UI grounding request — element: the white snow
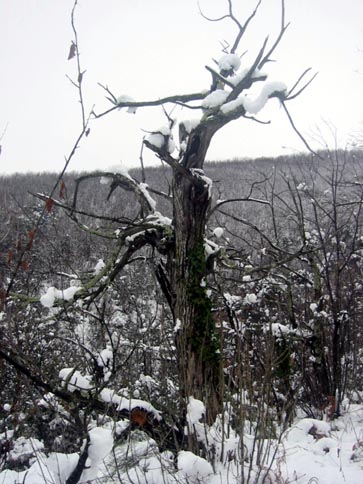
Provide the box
[99,388,162,420]
[244,293,257,304]
[180,118,200,133]
[146,126,175,153]
[221,81,287,115]
[177,450,213,482]
[100,164,133,186]
[97,347,113,368]
[270,322,294,337]
[230,67,268,86]
[46,453,79,484]
[94,258,105,275]
[96,347,113,381]
[146,211,172,226]
[139,182,157,211]
[82,427,114,481]
[8,436,44,461]
[297,182,308,191]
[116,94,137,113]
[310,302,318,312]
[190,168,213,198]
[201,89,229,109]
[40,285,80,308]
[220,96,244,114]
[99,176,109,185]
[40,287,58,307]
[187,397,205,425]
[167,137,176,153]
[174,318,182,332]
[224,293,242,307]
[204,238,219,257]
[213,227,224,238]
[0,460,55,484]
[277,415,362,484]
[218,53,241,72]
[158,126,172,136]
[229,67,250,86]
[146,132,165,149]
[2,406,363,483]
[59,368,93,392]
[243,81,287,114]
[126,229,146,244]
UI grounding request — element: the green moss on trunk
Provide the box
[187,241,220,365]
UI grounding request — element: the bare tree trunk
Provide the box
[170,127,222,423]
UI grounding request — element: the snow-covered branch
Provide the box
[93,91,207,119]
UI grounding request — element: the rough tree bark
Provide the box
[171,125,223,422]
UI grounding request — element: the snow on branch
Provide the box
[144,125,175,156]
[221,81,287,116]
[93,91,207,119]
[72,171,156,215]
[58,368,162,420]
[40,285,81,308]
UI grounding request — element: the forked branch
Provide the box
[199,0,263,54]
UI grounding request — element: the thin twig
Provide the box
[281,102,322,158]
[258,0,289,69]
[93,91,206,119]
[198,0,262,54]
[98,82,118,104]
[0,122,9,142]
[5,114,92,299]
[70,0,86,129]
[287,71,319,101]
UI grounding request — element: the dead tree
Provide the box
[7,0,315,425]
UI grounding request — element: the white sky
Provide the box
[0,0,362,174]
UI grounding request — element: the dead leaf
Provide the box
[68,41,77,60]
[131,408,148,427]
[59,180,66,199]
[1,289,6,308]
[78,70,86,84]
[6,250,13,266]
[27,229,35,250]
[45,198,54,213]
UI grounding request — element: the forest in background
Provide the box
[1,149,363,483]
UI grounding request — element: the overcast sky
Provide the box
[0,0,362,174]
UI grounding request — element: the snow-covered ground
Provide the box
[1,403,363,483]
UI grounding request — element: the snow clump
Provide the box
[244,293,257,304]
[221,81,287,115]
[202,89,229,109]
[177,450,213,482]
[40,285,80,308]
[187,396,205,425]
[94,259,105,275]
[213,227,224,238]
[116,94,137,113]
[218,53,241,72]
[146,126,175,153]
[59,368,93,392]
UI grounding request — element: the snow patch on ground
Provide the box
[1,405,363,483]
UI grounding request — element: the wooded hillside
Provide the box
[1,150,363,482]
